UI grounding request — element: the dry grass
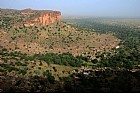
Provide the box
[0,21,120,58]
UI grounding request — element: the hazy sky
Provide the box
[0,0,140,17]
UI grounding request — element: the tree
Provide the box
[92,59,98,64]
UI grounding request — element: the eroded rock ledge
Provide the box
[21,9,61,26]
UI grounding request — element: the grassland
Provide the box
[0,17,120,80]
[0,12,140,92]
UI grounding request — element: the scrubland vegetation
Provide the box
[0,12,140,92]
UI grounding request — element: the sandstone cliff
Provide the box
[21,9,61,26]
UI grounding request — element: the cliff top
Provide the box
[0,8,61,26]
[0,8,61,15]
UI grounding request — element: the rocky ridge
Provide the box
[21,9,61,26]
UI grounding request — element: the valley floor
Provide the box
[1,69,140,93]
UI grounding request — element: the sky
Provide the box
[0,0,140,17]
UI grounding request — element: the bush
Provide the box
[17,70,27,75]
[53,67,57,72]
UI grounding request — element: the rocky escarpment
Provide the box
[21,9,61,26]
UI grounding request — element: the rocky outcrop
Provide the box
[33,11,61,26]
[21,9,61,26]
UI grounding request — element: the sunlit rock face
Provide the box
[21,9,61,26]
[34,11,61,25]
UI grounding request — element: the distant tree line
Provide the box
[64,18,140,69]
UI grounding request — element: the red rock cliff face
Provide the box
[33,11,61,26]
[21,9,61,26]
